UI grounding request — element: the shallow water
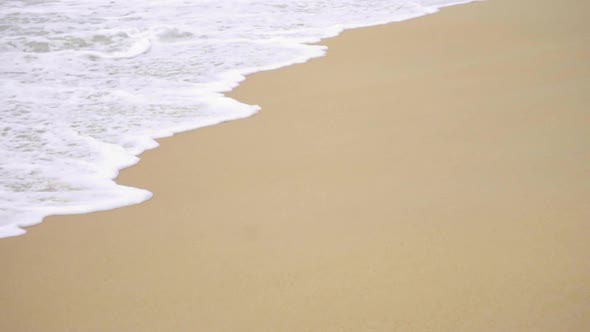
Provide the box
[0,0,474,238]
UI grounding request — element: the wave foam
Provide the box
[0,0,477,238]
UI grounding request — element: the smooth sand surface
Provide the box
[1,0,589,331]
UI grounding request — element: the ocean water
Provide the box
[0,0,474,238]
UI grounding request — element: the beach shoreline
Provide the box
[2,0,589,331]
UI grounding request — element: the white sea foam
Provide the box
[0,0,476,238]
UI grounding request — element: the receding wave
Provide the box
[0,0,477,238]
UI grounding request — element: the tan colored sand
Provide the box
[1,0,589,331]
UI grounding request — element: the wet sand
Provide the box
[1,0,589,331]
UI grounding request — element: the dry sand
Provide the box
[1,0,589,331]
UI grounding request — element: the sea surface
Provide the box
[0,0,474,238]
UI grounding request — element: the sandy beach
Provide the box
[1,0,589,331]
